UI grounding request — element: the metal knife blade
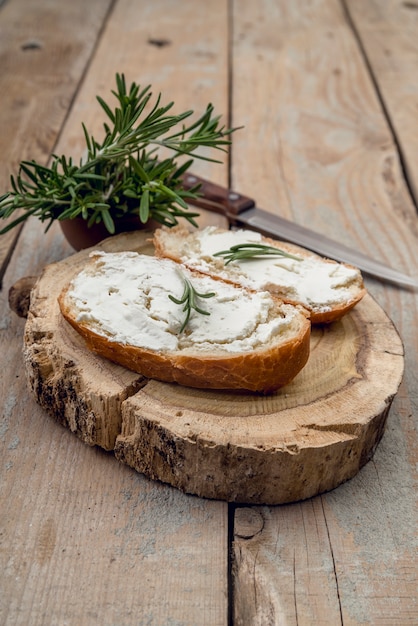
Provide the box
[182,173,418,290]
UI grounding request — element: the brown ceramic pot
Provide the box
[60,215,158,251]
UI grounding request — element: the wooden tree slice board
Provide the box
[21,231,404,504]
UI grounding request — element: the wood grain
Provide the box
[230,0,418,282]
[233,503,342,625]
[0,0,114,286]
[231,0,418,622]
[1,0,418,623]
[0,1,230,624]
[345,0,418,207]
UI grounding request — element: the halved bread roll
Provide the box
[58,251,310,393]
[153,225,366,324]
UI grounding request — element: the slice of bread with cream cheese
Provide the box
[153,225,366,324]
[58,250,311,393]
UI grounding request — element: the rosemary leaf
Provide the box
[139,189,150,223]
[102,210,115,234]
[214,243,302,265]
[169,275,216,333]
[128,156,150,183]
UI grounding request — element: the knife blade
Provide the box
[182,173,418,290]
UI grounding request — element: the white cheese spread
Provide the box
[66,251,296,354]
[178,227,361,312]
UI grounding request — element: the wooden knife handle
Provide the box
[181,173,255,218]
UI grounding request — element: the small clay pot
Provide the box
[60,215,158,251]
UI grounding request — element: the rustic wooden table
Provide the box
[1,1,417,624]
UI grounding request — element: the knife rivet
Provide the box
[228,192,240,201]
[186,175,197,184]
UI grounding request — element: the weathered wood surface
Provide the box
[1,0,417,624]
[0,0,114,287]
[231,0,418,623]
[346,0,418,206]
[21,231,403,504]
[0,1,230,625]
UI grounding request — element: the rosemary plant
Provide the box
[168,274,215,333]
[213,243,302,264]
[0,73,235,235]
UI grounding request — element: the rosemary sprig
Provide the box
[168,275,216,333]
[213,243,302,265]
[0,73,237,235]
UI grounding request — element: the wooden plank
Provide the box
[321,455,418,625]
[1,357,227,625]
[230,0,418,279]
[3,0,417,623]
[345,0,418,206]
[231,0,418,623]
[0,1,230,624]
[233,503,342,625]
[0,0,114,287]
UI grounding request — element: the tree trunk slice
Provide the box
[21,231,404,504]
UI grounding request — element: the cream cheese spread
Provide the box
[177,227,362,312]
[66,251,296,354]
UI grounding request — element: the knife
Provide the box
[182,173,418,290]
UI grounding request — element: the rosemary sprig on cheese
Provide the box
[213,243,302,265]
[168,275,216,333]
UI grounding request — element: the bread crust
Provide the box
[153,226,367,324]
[58,257,311,394]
